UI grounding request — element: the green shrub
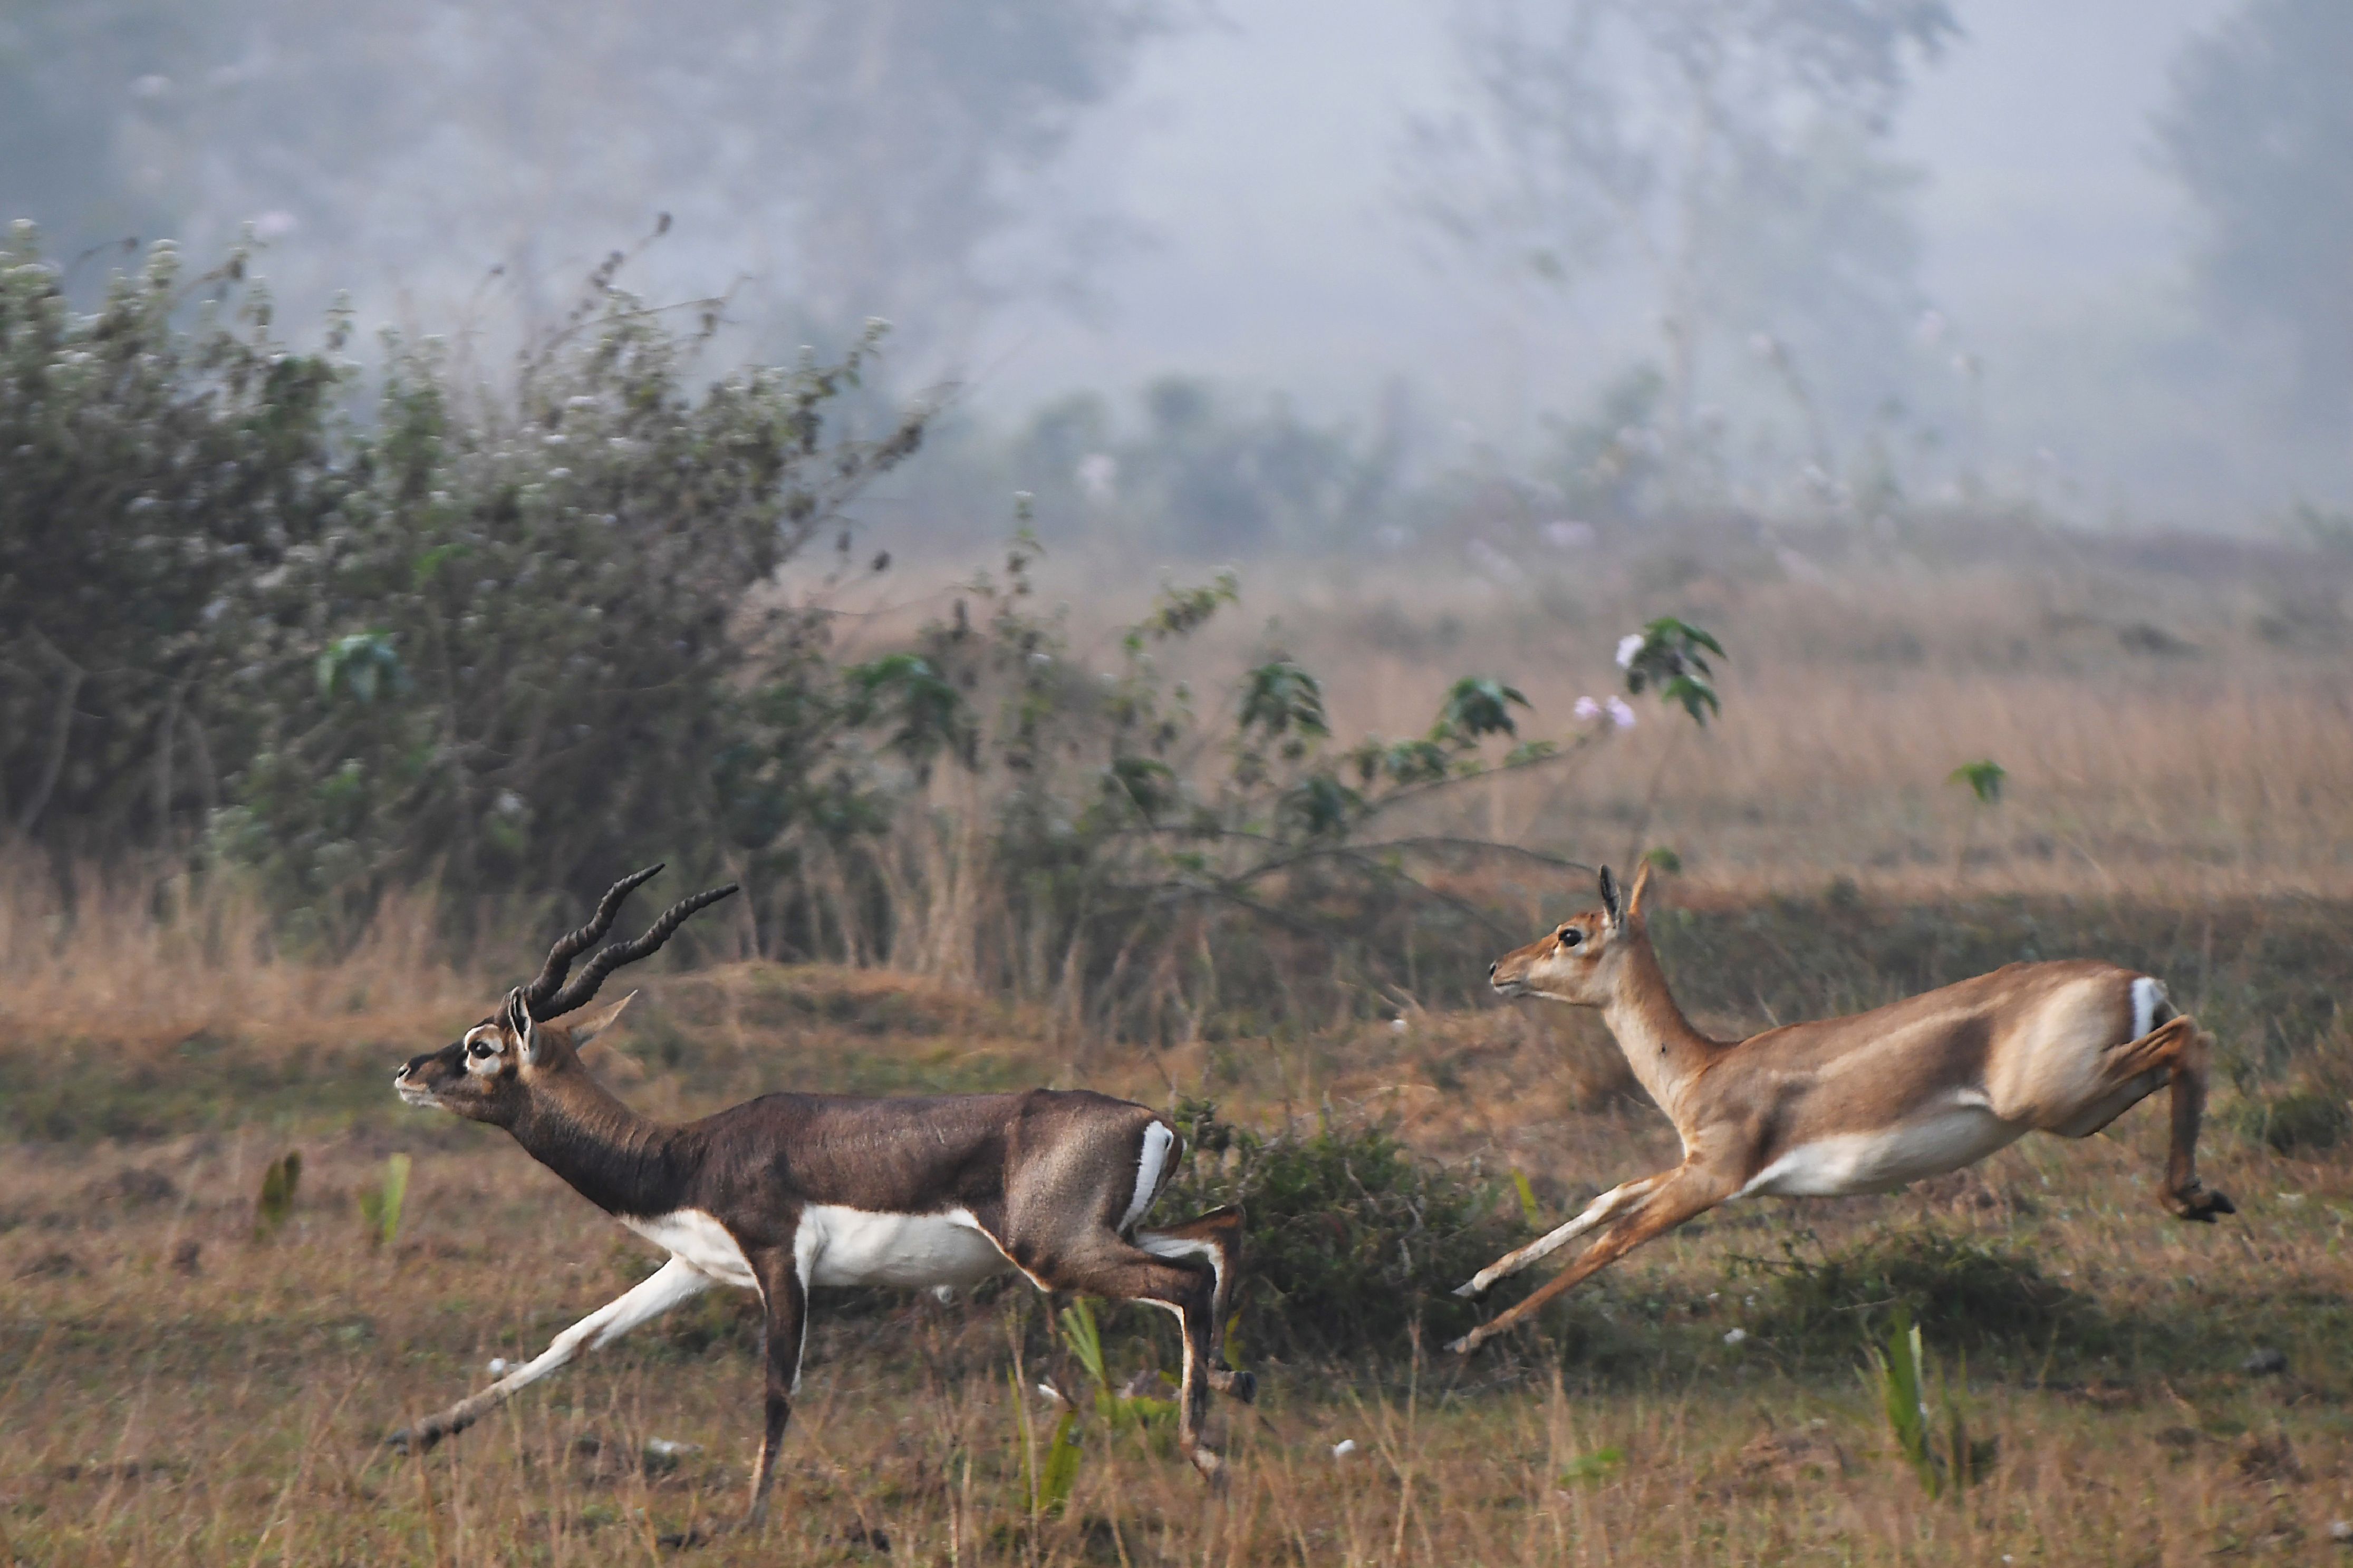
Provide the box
[1731,1224,2086,1363]
[1,226,925,930]
[2232,1089,2351,1155]
[1159,1098,1523,1361]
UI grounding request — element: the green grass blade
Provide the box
[255,1151,301,1241]
[1038,1408,1084,1517]
[1511,1169,1544,1230]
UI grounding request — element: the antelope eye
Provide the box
[468,1039,496,1059]
[1559,928,1583,948]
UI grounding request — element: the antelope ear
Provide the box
[504,987,542,1066]
[570,990,637,1047]
[1626,860,1654,923]
[1597,866,1622,931]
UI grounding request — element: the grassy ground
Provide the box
[6,530,2350,1562]
[4,954,2349,1566]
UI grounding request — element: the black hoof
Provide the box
[391,1424,449,1454]
[1230,1370,1258,1405]
[2171,1185,2235,1223]
[657,1526,713,1550]
[2165,1189,2240,1222]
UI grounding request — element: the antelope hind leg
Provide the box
[2152,1021,2234,1222]
[2088,1016,2234,1222]
[1137,1206,1256,1404]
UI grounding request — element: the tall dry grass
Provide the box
[819,537,2353,902]
[0,862,481,1052]
[9,529,2351,1053]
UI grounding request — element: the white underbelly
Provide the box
[1738,1108,2022,1198]
[620,1209,760,1290]
[801,1204,1011,1289]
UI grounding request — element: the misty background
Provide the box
[6,0,2348,541]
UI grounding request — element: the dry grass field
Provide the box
[808,523,2353,902]
[5,531,2352,1565]
[4,952,2350,1566]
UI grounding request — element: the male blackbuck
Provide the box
[390,866,1251,1525]
[1451,863,2234,1355]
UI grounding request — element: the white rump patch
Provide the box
[1123,1121,1176,1233]
[798,1205,1009,1290]
[620,1209,759,1291]
[1737,1100,2020,1199]
[2130,976,2165,1041]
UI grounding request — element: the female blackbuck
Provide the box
[391,866,1251,1524]
[1451,863,2234,1355]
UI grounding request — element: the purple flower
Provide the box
[1606,696,1637,729]
[1573,695,1602,722]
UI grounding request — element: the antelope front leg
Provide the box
[390,1256,712,1451]
[1448,1167,1729,1356]
[743,1259,808,1530]
[1454,1174,1665,1299]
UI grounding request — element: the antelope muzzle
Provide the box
[394,1042,465,1106]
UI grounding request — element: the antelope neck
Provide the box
[1599,935,1717,1123]
[507,1071,696,1221]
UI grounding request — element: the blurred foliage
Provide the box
[1006,377,1407,555]
[0,0,1181,351]
[857,535,1644,1029]
[1,228,1751,1032]
[1,226,923,935]
[1407,0,1959,481]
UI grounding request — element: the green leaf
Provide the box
[1037,1408,1084,1517]
[1382,738,1452,785]
[1618,618,1726,728]
[1139,571,1240,641]
[315,632,407,704]
[410,540,471,588]
[357,1153,411,1249]
[1511,1169,1544,1230]
[1559,1445,1625,1484]
[845,652,974,773]
[1103,756,1178,821]
[1503,738,1559,767]
[255,1150,302,1241]
[1278,772,1363,839]
[1435,675,1531,742]
[1948,759,2007,805]
[1238,659,1329,740]
[1058,1298,1108,1390]
[1863,1305,1940,1497]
